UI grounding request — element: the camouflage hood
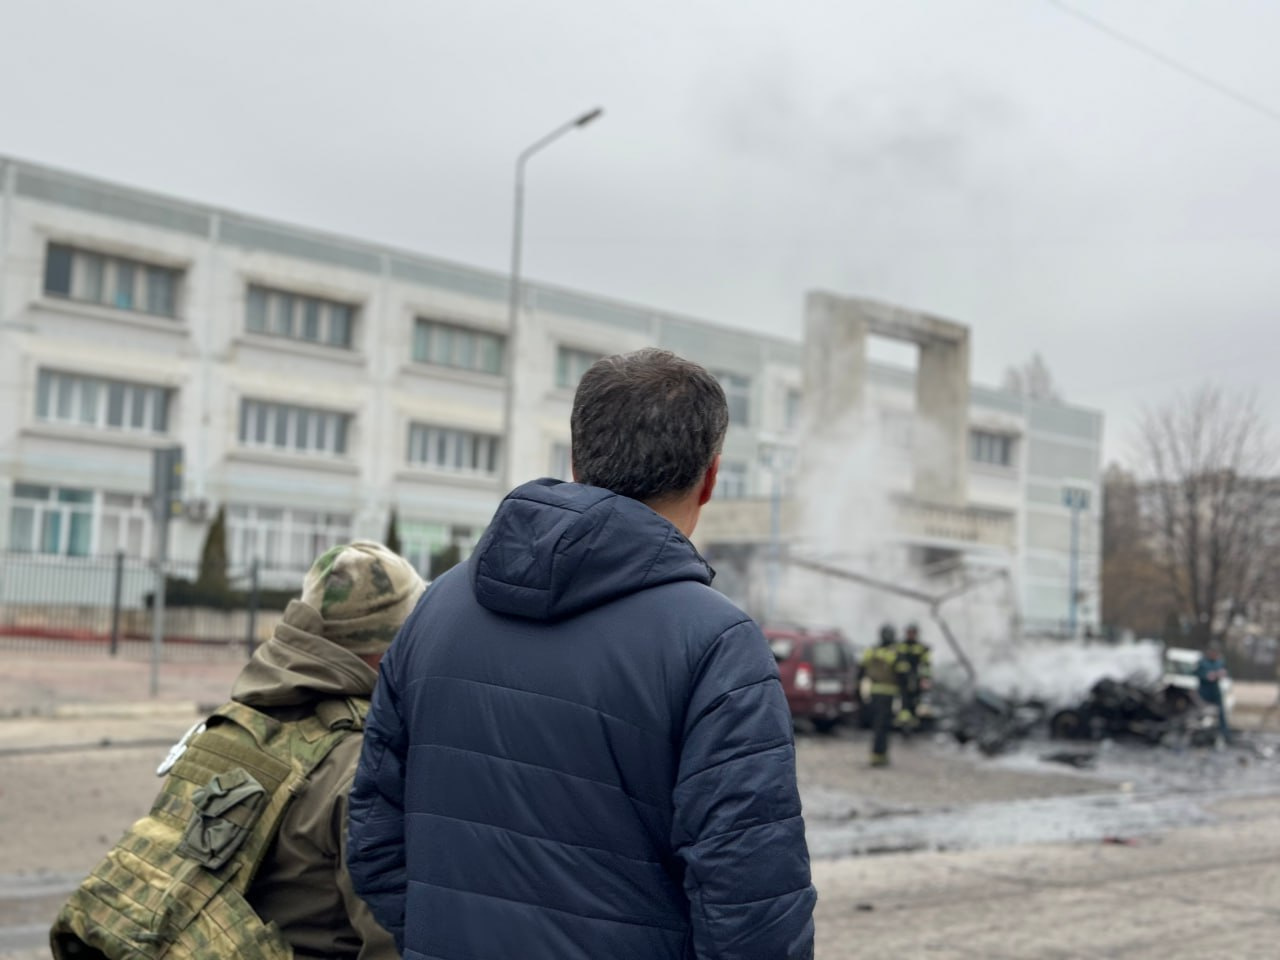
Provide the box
[231,600,378,709]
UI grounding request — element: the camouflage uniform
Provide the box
[52,541,425,960]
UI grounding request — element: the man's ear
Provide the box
[698,455,721,507]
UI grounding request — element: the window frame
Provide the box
[244,283,358,350]
[238,399,351,458]
[43,242,182,319]
[784,388,802,432]
[35,369,171,435]
[412,317,506,375]
[970,429,1016,468]
[713,370,752,427]
[226,503,353,574]
[407,422,501,478]
[555,345,604,390]
[8,483,97,556]
[718,460,750,499]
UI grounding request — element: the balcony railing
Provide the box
[891,495,1015,551]
[695,494,1015,552]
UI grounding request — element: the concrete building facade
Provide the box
[0,156,1102,634]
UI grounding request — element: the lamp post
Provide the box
[759,439,797,624]
[501,107,604,492]
[1062,485,1090,639]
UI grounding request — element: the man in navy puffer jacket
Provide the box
[348,348,816,959]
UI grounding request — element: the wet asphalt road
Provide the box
[1,716,1277,958]
[799,724,1280,857]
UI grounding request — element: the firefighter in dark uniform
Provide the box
[862,624,900,767]
[895,622,932,732]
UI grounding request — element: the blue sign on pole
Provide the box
[1062,487,1090,511]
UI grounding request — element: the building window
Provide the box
[245,285,356,348]
[99,492,153,557]
[971,430,1015,467]
[227,504,352,575]
[550,442,572,481]
[718,461,749,499]
[8,484,94,556]
[784,389,802,432]
[43,243,180,318]
[399,519,479,580]
[35,369,170,435]
[407,424,501,477]
[239,400,350,457]
[556,346,602,390]
[8,486,155,558]
[413,319,505,374]
[714,371,751,426]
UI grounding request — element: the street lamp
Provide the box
[501,107,604,492]
[1062,485,1091,639]
[759,439,797,623]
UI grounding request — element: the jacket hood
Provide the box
[231,599,379,708]
[471,479,714,622]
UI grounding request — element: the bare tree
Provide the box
[1100,464,1173,637]
[1002,353,1062,403]
[1136,385,1278,648]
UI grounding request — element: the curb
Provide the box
[49,700,203,720]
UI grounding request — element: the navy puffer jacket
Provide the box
[349,480,815,960]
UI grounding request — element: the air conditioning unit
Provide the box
[184,498,211,523]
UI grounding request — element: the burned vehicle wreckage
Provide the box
[1047,676,1221,747]
[927,676,1222,755]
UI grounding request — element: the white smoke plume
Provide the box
[771,385,1155,704]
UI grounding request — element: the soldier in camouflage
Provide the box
[51,541,425,960]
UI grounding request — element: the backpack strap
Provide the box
[314,696,368,733]
[219,698,371,895]
[151,698,371,899]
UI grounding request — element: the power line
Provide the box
[1044,0,1280,126]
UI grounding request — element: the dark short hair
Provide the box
[571,348,729,503]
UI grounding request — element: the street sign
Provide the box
[1062,487,1090,510]
[152,446,183,522]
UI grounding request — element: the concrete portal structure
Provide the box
[805,291,970,507]
[703,294,1009,637]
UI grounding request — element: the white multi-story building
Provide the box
[0,156,1101,633]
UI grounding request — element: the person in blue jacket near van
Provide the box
[1197,646,1230,743]
[348,348,815,960]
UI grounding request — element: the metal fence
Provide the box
[0,551,289,660]
[1225,641,1279,683]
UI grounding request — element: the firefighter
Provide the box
[896,622,932,731]
[862,623,900,767]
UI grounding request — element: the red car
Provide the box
[765,627,861,733]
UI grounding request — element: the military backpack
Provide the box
[50,697,368,960]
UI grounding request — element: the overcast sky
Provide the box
[3,0,1277,463]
